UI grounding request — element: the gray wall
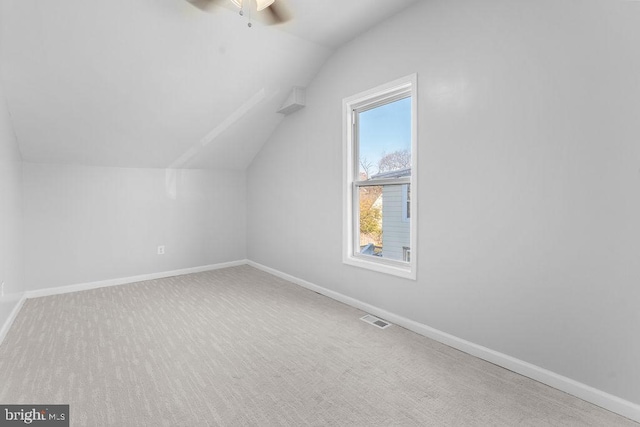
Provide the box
[23,163,246,291]
[0,82,24,325]
[247,0,640,404]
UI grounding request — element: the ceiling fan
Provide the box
[186,0,291,25]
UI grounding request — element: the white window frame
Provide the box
[342,74,418,280]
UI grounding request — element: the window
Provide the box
[343,75,417,279]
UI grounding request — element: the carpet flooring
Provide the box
[0,265,636,426]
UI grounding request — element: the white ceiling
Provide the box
[0,0,418,169]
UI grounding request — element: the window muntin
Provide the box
[343,75,417,279]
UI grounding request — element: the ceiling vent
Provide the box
[360,314,392,329]
[277,87,305,115]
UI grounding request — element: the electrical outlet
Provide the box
[157,246,165,255]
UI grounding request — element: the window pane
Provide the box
[358,97,411,180]
[358,185,383,256]
[358,184,410,262]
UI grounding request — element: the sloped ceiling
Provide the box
[0,0,417,169]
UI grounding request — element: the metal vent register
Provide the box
[360,314,392,329]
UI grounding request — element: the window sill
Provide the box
[343,254,416,280]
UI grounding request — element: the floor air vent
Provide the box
[360,314,392,329]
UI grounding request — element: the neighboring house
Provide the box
[370,168,411,262]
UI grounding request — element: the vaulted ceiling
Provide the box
[0,0,418,169]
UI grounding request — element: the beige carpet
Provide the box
[0,265,636,426]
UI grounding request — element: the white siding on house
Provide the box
[382,185,409,261]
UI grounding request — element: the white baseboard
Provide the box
[0,293,27,348]
[246,260,640,423]
[26,259,248,299]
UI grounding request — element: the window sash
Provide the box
[352,93,412,265]
[352,181,411,265]
[352,92,411,183]
[353,91,410,115]
[354,177,410,187]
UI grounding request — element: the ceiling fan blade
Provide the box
[261,0,292,25]
[185,0,224,13]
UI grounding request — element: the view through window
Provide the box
[356,96,412,262]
